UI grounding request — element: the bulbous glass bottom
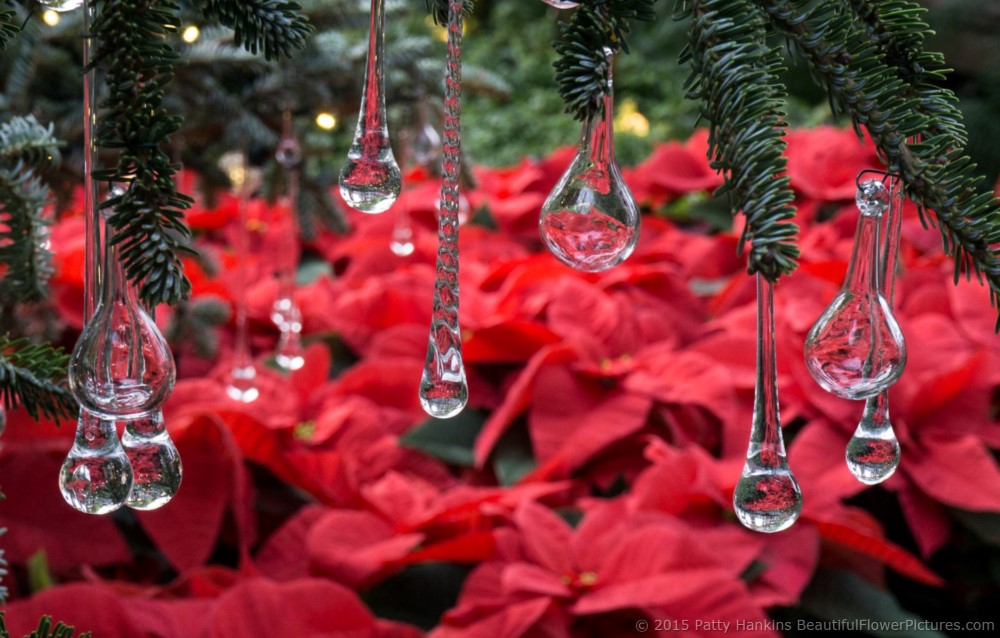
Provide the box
[339,155,402,214]
[123,429,182,510]
[733,467,803,533]
[540,209,636,272]
[391,225,415,257]
[226,365,259,403]
[846,434,900,485]
[419,380,468,419]
[59,447,133,515]
[804,355,904,400]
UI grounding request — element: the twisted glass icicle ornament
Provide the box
[272,109,305,371]
[734,274,803,533]
[418,0,468,418]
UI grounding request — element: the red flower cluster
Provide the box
[2,126,998,636]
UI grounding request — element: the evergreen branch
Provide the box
[424,0,475,26]
[23,616,91,638]
[91,0,194,307]
[197,0,314,60]
[553,0,658,121]
[0,335,77,422]
[678,0,799,279]
[0,8,17,51]
[0,117,60,302]
[758,0,1000,325]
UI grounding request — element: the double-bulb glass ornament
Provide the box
[539,48,640,272]
[804,179,906,400]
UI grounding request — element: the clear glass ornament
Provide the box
[68,197,176,418]
[734,274,803,533]
[220,151,260,402]
[539,48,639,272]
[59,409,133,515]
[410,98,442,169]
[272,109,305,371]
[339,0,402,214]
[847,177,904,483]
[122,410,182,510]
[36,0,84,12]
[419,0,468,419]
[390,209,415,257]
[539,1,580,8]
[804,179,906,400]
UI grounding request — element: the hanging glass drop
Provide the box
[36,0,84,11]
[272,109,305,371]
[539,48,640,272]
[410,97,442,169]
[540,1,580,8]
[847,177,904,484]
[339,0,402,214]
[122,410,182,510]
[68,193,176,418]
[419,0,468,419]
[734,274,803,533]
[221,152,260,402]
[59,409,133,514]
[390,205,415,257]
[804,179,906,400]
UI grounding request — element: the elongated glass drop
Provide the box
[272,110,305,371]
[59,409,133,515]
[339,0,402,214]
[391,207,415,257]
[847,178,904,483]
[68,196,176,418]
[539,48,640,272]
[419,0,468,419]
[734,274,803,533]
[804,180,906,400]
[122,410,182,510]
[410,97,442,169]
[36,0,84,11]
[540,1,580,7]
[221,152,260,402]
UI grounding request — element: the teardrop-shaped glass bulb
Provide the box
[540,0,580,7]
[272,297,305,370]
[390,214,415,256]
[735,275,803,533]
[539,49,639,272]
[68,210,176,418]
[339,0,402,214]
[272,110,306,372]
[846,392,901,484]
[37,0,84,11]
[804,180,906,400]
[122,410,182,510]
[419,0,468,419]
[59,409,133,515]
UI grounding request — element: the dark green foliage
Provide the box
[758,0,1000,324]
[91,0,194,307]
[553,0,658,121]
[0,335,76,422]
[679,0,799,279]
[0,115,60,302]
[24,616,92,638]
[0,8,16,51]
[198,0,314,60]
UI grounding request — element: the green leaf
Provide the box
[490,421,537,486]
[362,562,472,631]
[400,409,486,467]
[952,509,1000,547]
[800,569,947,638]
[26,550,53,594]
[296,258,332,286]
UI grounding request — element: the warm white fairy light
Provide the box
[181,25,201,43]
[315,112,337,130]
[42,10,61,26]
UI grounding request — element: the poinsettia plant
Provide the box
[1,128,998,635]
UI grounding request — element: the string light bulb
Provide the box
[315,112,337,130]
[42,10,61,26]
[181,25,200,43]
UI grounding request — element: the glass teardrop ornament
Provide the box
[339,0,402,214]
[272,110,305,371]
[539,49,639,272]
[540,1,580,8]
[419,0,468,419]
[847,177,904,483]
[734,275,803,533]
[410,99,442,169]
[59,409,133,515]
[122,410,182,510]
[390,214,416,256]
[68,205,176,418]
[804,179,906,400]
